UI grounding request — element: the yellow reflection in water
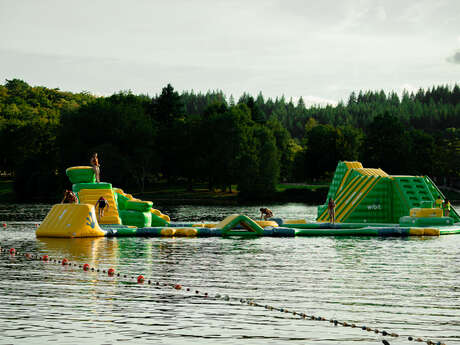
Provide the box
[37,237,119,266]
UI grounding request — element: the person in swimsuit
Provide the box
[328,198,336,224]
[61,190,78,204]
[435,195,444,210]
[445,200,451,217]
[95,196,109,220]
[260,207,273,221]
[90,153,101,183]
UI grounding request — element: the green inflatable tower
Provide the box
[317,161,460,224]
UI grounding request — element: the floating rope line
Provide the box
[0,246,447,345]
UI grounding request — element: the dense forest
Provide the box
[1,78,460,201]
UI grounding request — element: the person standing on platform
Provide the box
[328,198,336,224]
[90,153,101,183]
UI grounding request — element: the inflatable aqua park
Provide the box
[36,161,460,238]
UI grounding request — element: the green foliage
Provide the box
[0,79,95,200]
[362,114,411,173]
[237,124,280,199]
[2,78,460,202]
[150,83,185,125]
[59,91,157,191]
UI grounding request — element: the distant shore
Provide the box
[135,183,329,206]
[0,178,329,205]
[3,177,460,206]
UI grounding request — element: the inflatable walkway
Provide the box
[36,163,460,238]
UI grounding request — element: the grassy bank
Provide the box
[135,183,328,205]
[0,178,329,205]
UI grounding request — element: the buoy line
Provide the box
[0,245,447,345]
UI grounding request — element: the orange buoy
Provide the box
[62,258,68,265]
[42,255,49,261]
[9,248,15,254]
[137,275,145,283]
[174,284,182,290]
[83,263,90,271]
[108,268,115,276]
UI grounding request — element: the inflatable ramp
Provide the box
[36,204,106,238]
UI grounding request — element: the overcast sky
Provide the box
[1,0,459,105]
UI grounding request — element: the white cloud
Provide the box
[376,5,387,21]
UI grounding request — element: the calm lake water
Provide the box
[0,203,459,345]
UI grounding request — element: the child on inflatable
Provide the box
[95,196,109,220]
[61,190,78,204]
[328,198,336,224]
[260,208,273,220]
[90,153,101,183]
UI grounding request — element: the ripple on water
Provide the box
[0,203,459,344]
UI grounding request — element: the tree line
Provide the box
[1,78,460,201]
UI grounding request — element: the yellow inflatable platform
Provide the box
[36,204,106,238]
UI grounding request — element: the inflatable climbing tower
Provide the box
[317,161,460,224]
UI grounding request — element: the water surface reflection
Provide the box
[0,203,459,345]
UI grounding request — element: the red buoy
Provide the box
[174,284,182,290]
[2,223,6,228]
[62,258,68,265]
[42,255,49,261]
[83,263,90,271]
[108,268,115,276]
[25,253,31,259]
[137,275,145,283]
[9,248,15,254]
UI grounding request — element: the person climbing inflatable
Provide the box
[260,207,273,220]
[95,196,109,220]
[61,190,78,204]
